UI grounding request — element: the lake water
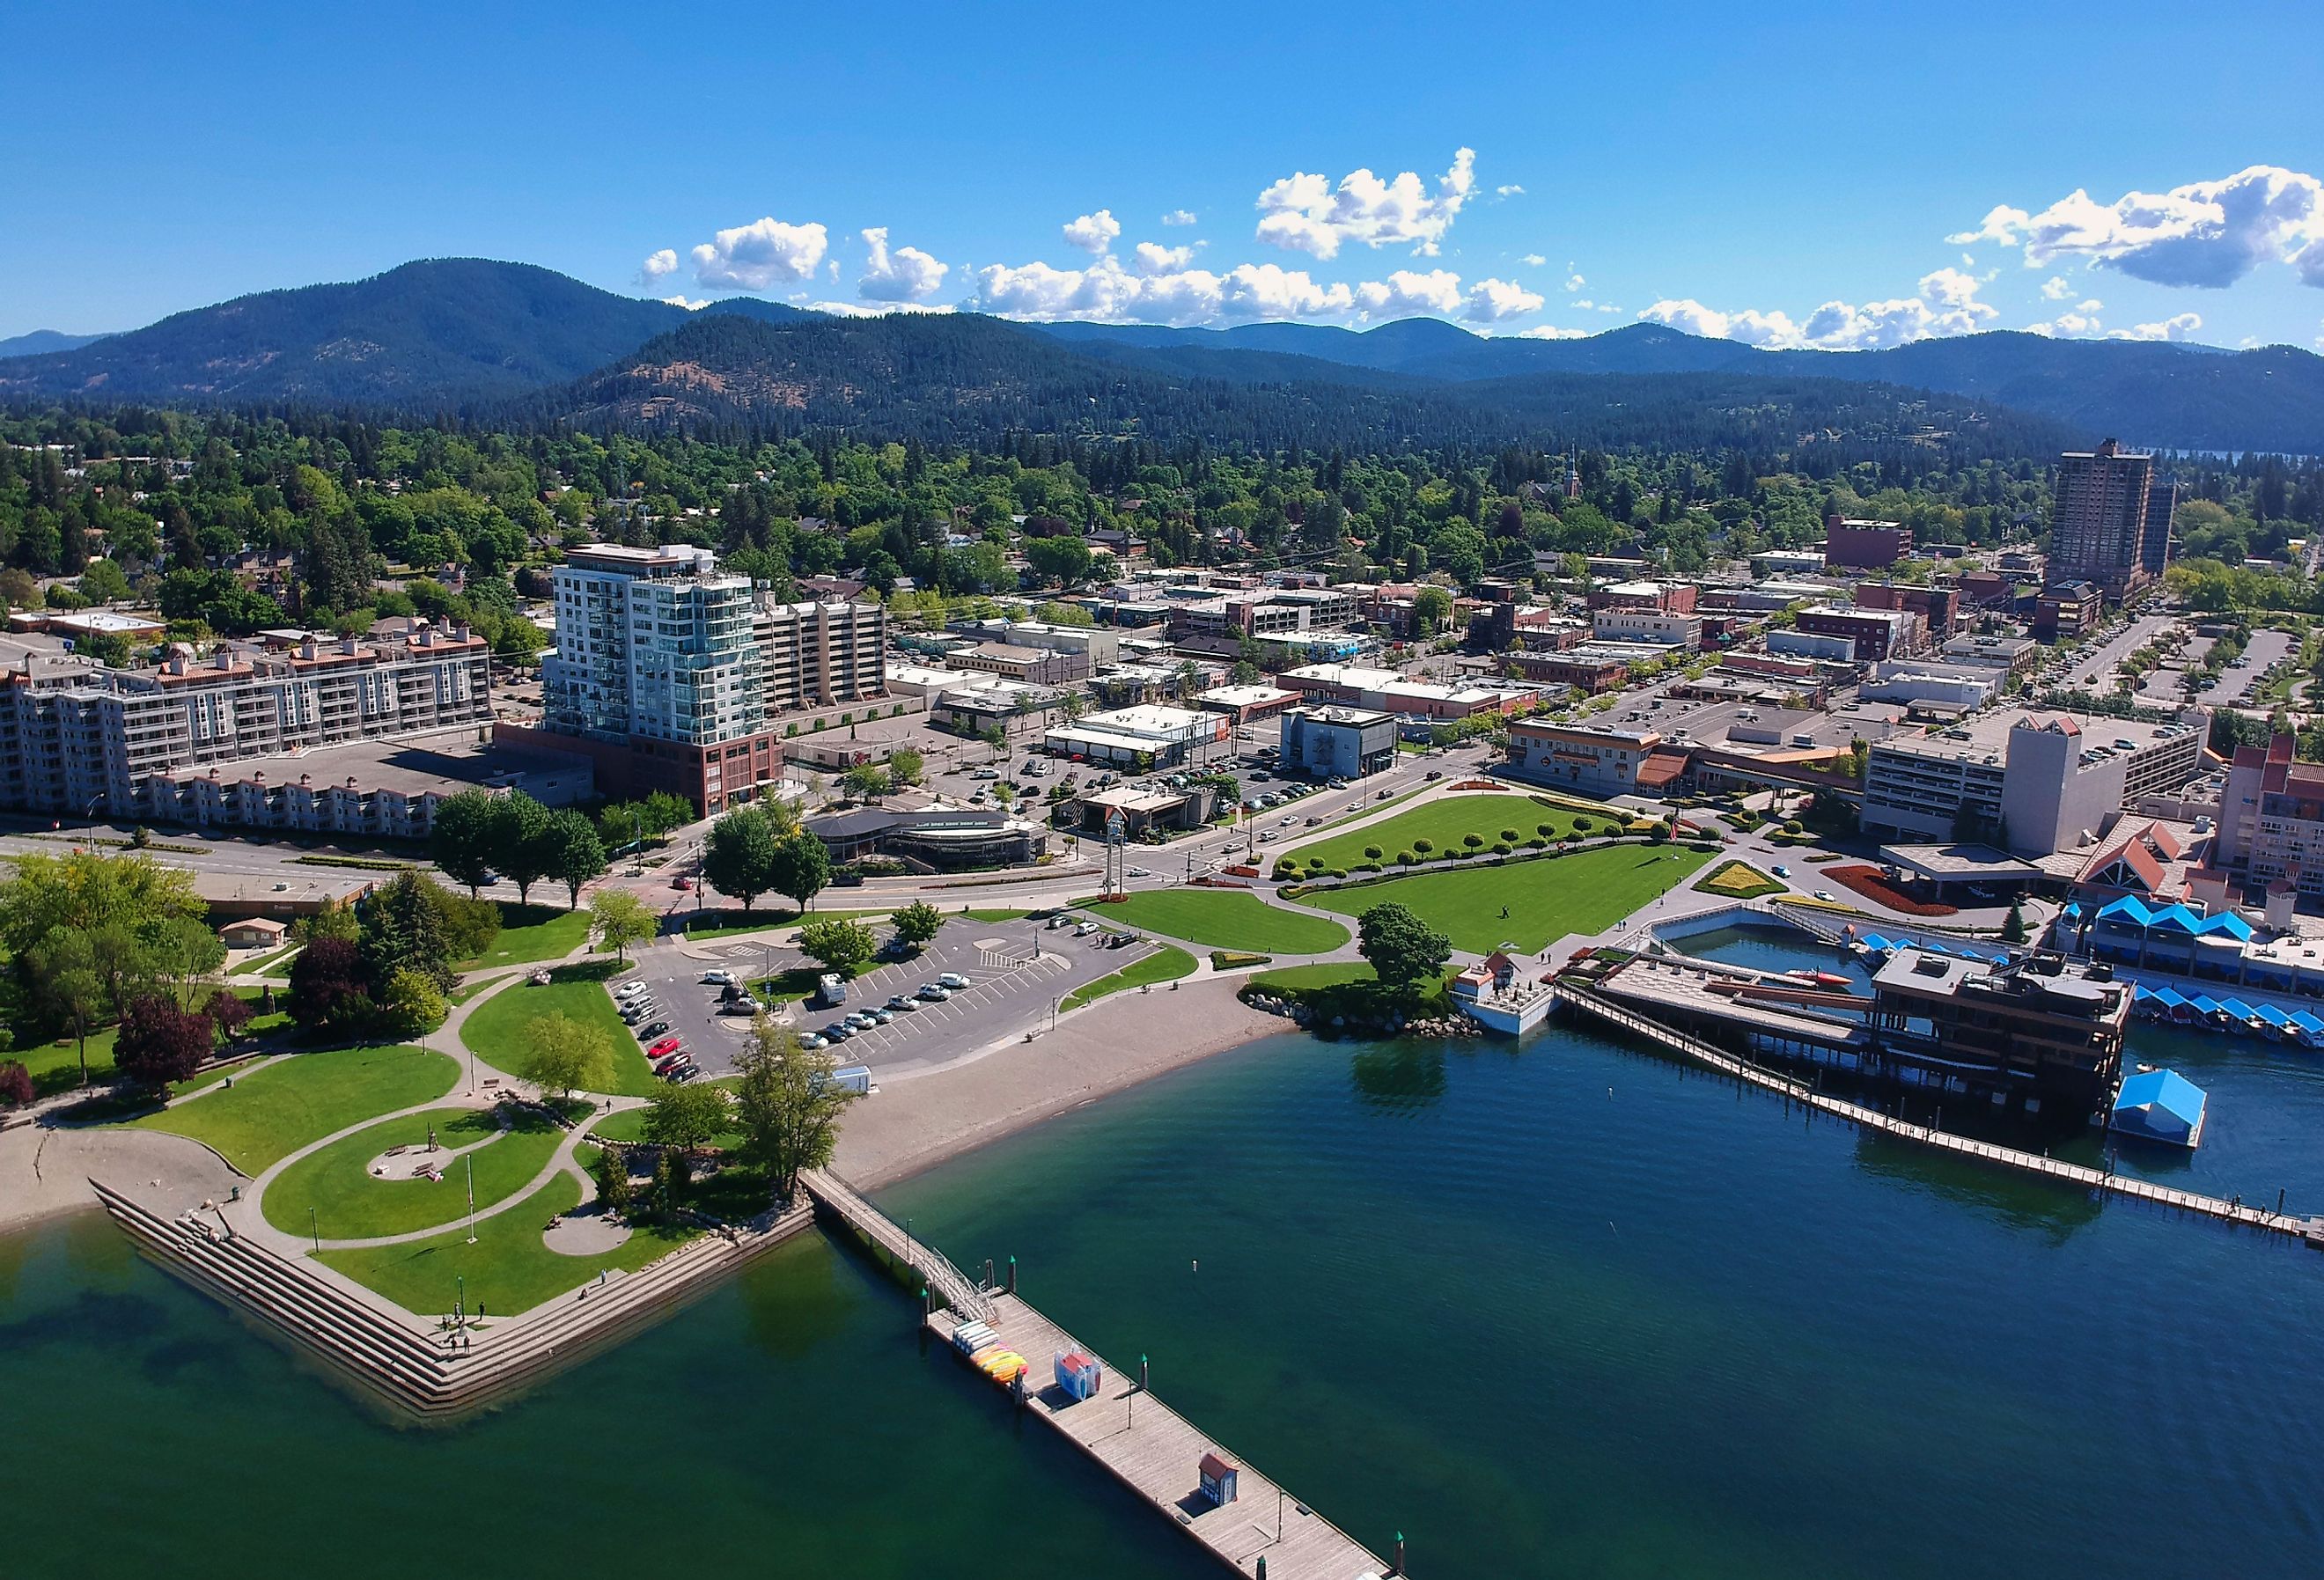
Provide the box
[7,926,2323,1577]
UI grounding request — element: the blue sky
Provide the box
[7,0,2324,352]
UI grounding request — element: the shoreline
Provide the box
[0,1121,242,1236]
[834,974,1282,1191]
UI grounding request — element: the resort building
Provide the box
[0,622,494,822]
[1868,948,2132,1117]
[1504,720,1670,797]
[1861,712,2203,855]
[2214,733,2324,896]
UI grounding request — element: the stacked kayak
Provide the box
[949,1319,1028,1385]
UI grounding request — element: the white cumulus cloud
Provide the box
[1161,209,1198,227]
[660,294,708,311]
[857,227,949,301]
[690,217,829,290]
[2041,275,2073,300]
[2026,312,2102,338]
[1517,324,1591,340]
[1495,183,1525,198]
[1254,147,1477,260]
[1133,241,1196,276]
[1642,268,2000,350]
[2111,312,2204,342]
[1521,253,1547,267]
[1950,165,2324,288]
[1463,277,1545,322]
[1563,272,1585,292]
[803,299,955,318]
[639,248,679,283]
[1062,209,1122,254]
[1355,268,1465,318]
[966,255,1361,326]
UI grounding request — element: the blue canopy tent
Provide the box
[2254,1003,2293,1031]
[2110,1069,2208,1147]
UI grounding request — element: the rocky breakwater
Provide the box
[1241,989,1482,1040]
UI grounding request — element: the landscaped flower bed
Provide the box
[1822,863,1957,916]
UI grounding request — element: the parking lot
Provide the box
[604,916,1151,1084]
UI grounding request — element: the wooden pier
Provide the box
[1559,985,2324,1246]
[803,1172,1394,1578]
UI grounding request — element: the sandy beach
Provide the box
[834,975,1281,1188]
[0,1121,241,1234]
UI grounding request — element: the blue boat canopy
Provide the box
[2153,988,2188,1008]
[1859,933,1894,953]
[2294,1010,2324,1033]
[2111,1069,2208,1145]
[2190,995,2225,1015]
[2219,997,2260,1020]
[2255,1003,2293,1026]
[2133,984,2157,1001]
[2062,901,2083,919]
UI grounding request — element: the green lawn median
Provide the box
[263,1104,568,1239]
[1283,791,1611,872]
[1305,844,1711,954]
[316,1171,695,1316]
[1061,945,1198,1011]
[1077,889,1347,954]
[127,1044,460,1174]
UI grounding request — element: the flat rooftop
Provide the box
[181,725,593,800]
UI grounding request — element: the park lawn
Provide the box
[18,1026,121,1098]
[680,908,804,939]
[263,1105,566,1239]
[317,1171,695,1317]
[1307,844,1713,954]
[1286,792,1607,872]
[1699,860,1786,900]
[239,942,300,977]
[1247,962,1376,995]
[128,1045,458,1174]
[460,966,659,1098]
[590,1104,745,1152]
[465,902,592,970]
[1062,945,1198,1011]
[1077,890,1348,954]
[961,908,1029,923]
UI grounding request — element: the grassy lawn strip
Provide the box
[317,1171,695,1316]
[590,1106,745,1152]
[1247,962,1375,994]
[263,1105,566,1238]
[1307,844,1712,953]
[1077,889,1347,953]
[464,901,592,970]
[1699,860,1786,900]
[128,1045,458,1174]
[1062,945,1198,1010]
[461,964,660,1098]
[1286,791,1610,871]
[18,1027,121,1099]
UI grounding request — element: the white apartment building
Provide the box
[1593,608,1704,648]
[546,545,763,746]
[0,624,493,819]
[1862,712,2203,855]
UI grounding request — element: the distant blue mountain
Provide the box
[0,328,111,358]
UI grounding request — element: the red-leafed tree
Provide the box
[288,936,371,1032]
[206,991,254,1045]
[115,994,213,1089]
[0,1060,33,1107]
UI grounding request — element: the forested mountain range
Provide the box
[2,257,2318,454]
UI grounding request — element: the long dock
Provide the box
[1559,985,2324,1246]
[803,1172,1393,1578]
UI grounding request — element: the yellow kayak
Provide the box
[977,1350,1028,1380]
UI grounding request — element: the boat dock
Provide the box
[1558,985,2324,1246]
[803,1171,1394,1578]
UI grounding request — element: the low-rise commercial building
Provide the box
[1869,949,2132,1117]
[1824,517,1913,570]
[2033,582,2102,642]
[1795,604,1923,663]
[1854,582,1960,639]
[1191,683,1299,725]
[1593,608,1704,649]
[954,642,1090,686]
[805,805,1045,870]
[1505,720,1663,797]
[1278,706,1398,779]
[1862,712,2203,855]
[1042,703,1226,767]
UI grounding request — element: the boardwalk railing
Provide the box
[801,1169,997,1321]
[1559,985,2323,1244]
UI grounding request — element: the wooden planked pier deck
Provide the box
[802,1170,1392,1576]
[922,1294,1393,1579]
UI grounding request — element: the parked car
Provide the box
[822,1023,854,1042]
[885,994,919,1013]
[1814,889,1835,901]
[938,972,971,989]
[637,1020,671,1040]
[865,1007,894,1025]
[673,1065,703,1083]
[621,1001,658,1023]
[717,996,759,1015]
[701,969,732,985]
[843,1011,876,1030]
[1771,865,1790,879]
[647,1036,684,1059]
[917,983,952,1002]
[798,1033,828,1051]
[614,980,649,998]
[655,1054,693,1077]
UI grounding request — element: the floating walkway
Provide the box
[805,1172,1394,1578]
[1556,987,2324,1246]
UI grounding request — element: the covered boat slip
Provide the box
[2129,981,2324,1044]
[2110,1067,2210,1148]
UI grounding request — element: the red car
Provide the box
[647,1036,684,1060]
[655,1053,695,1077]
[671,875,694,891]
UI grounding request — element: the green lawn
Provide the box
[1062,945,1199,1010]
[238,942,301,978]
[1306,844,1712,953]
[317,1171,695,1316]
[1284,792,1607,871]
[128,1045,459,1174]
[1247,962,1377,995]
[263,1105,566,1239]
[679,908,804,939]
[1075,890,1347,954]
[464,901,592,970]
[460,966,658,1098]
[18,1027,120,1098]
[590,1104,744,1152]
